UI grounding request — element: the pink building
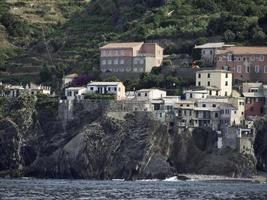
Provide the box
[216,47,267,83]
[100,42,163,73]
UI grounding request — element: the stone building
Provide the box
[100,42,163,73]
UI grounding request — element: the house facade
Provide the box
[194,42,234,66]
[242,82,265,117]
[25,83,51,95]
[100,42,163,73]
[87,82,126,100]
[65,87,87,100]
[196,70,232,97]
[216,47,267,83]
[136,89,167,101]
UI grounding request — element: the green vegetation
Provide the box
[0,0,267,90]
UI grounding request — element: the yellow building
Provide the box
[196,70,232,97]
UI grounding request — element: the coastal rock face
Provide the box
[0,96,258,179]
[254,117,267,172]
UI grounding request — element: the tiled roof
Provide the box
[100,42,144,49]
[217,47,267,55]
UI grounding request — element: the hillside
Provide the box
[0,0,267,88]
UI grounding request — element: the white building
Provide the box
[194,42,234,65]
[196,70,232,97]
[25,82,51,95]
[87,81,126,100]
[62,73,78,87]
[136,89,166,101]
[65,87,87,100]
[184,89,209,100]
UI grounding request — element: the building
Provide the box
[87,81,126,100]
[183,88,209,100]
[135,89,166,101]
[65,87,87,100]
[100,42,163,73]
[194,42,234,66]
[1,85,25,97]
[216,47,267,83]
[242,82,265,117]
[62,73,78,87]
[196,70,232,97]
[25,83,51,95]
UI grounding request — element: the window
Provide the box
[90,87,94,91]
[187,104,190,107]
[256,98,259,102]
[207,73,210,78]
[202,104,206,107]
[190,93,193,98]
[212,104,216,108]
[114,59,119,65]
[207,81,210,86]
[228,54,232,61]
[114,87,117,91]
[226,73,228,78]
[218,57,222,61]
[198,82,201,86]
[225,92,228,96]
[209,91,212,95]
[225,81,228,86]
[108,60,112,65]
[264,66,267,73]
[102,60,106,65]
[215,113,218,118]
[250,56,255,61]
[144,93,148,97]
[243,57,246,61]
[138,93,141,96]
[246,66,250,73]
[210,50,212,55]
[198,73,201,78]
[67,91,72,96]
[216,91,219,96]
[260,55,264,61]
[237,65,242,73]
[120,59,124,64]
[108,87,111,91]
[255,65,260,73]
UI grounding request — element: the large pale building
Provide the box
[216,47,267,83]
[196,70,232,97]
[100,42,163,73]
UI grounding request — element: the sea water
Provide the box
[0,178,267,199]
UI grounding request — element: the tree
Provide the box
[224,29,236,42]
[252,30,266,43]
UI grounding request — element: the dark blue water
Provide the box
[0,178,267,199]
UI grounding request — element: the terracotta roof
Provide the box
[100,42,144,49]
[217,47,267,55]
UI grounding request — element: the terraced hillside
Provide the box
[0,0,267,88]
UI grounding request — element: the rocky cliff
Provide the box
[0,96,257,179]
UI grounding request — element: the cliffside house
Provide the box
[100,42,163,73]
[62,73,78,87]
[0,84,25,97]
[135,89,167,101]
[216,47,267,83]
[196,70,233,97]
[242,82,266,118]
[65,87,87,100]
[87,81,126,100]
[194,42,234,66]
[25,82,51,95]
